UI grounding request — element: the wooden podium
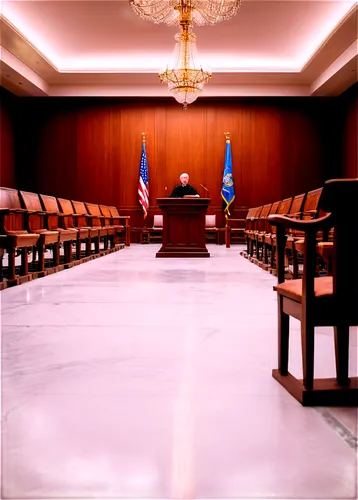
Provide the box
[156,197,211,258]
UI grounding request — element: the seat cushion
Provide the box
[276,276,333,302]
[317,241,334,258]
[153,215,163,228]
[205,215,216,228]
[57,228,78,242]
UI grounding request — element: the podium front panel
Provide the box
[155,198,211,258]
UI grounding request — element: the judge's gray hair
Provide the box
[180,173,189,180]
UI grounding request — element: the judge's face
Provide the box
[180,174,189,185]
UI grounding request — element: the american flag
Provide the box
[138,139,149,218]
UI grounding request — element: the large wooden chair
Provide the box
[244,206,263,255]
[256,201,281,265]
[205,214,220,244]
[149,215,163,242]
[249,203,272,261]
[19,190,60,273]
[285,187,324,278]
[263,197,293,270]
[71,200,101,255]
[268,178,358,406]
[85,202,112,250]
[0,187,39,285]
[108,206,130,246]
[40,194,80,264]
[99,205,124,246]
[57,198,92,259]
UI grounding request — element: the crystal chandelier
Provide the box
[158,20,211,110]
[130,0,242,26]
[130,0,241,108]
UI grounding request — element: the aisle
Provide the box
[1,244,356,499]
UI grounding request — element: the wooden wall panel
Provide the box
[339,83,358,178]
[37,107,78,199]
[0,88,17,188]
[164,104,207,197]
[11,96,341,229]
[76,105,112,203]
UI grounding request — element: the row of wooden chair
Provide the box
[241,186,334,277]
[0,187,130,289]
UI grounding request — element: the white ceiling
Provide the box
[0,0,357,98]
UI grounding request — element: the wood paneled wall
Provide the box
[338,83,358,178]
[15,96,340,226]
[0,88,17,188]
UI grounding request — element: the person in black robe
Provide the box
[169,173,199,198]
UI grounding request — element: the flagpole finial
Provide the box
[225,131,230,141]
[142,132,146,142]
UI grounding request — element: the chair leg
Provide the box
[8,248,16,280]
[64,241,72,263]
[53,243,60,267]
[86,238,91,256]
[278,295,290,375]
[263,243,268,265]
[301,320,315,389]
[0,249,4,281]
[270,244,275,269]
[20,248,29,276]
[38,245,45,271]
[292,247,299,279]
[76,239,81,260]
[95,236,100,254]
[334,325,350,386]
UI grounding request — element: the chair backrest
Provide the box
[108,206,120,217]
[0,187,25,232]
[288,193,305,216]
[72,200,89,215]
[0,187,22,209]
[205,214,216,228]
[153,215,163,228]
[99,205,112,218]
[19,190,42,211]
[246,207,258,219]
[277,197,293,215]
[56,197,75,228]
[86,202,102,217]
[320,178,358,322]
[19,190,47,231]
[256,204,271,231]
[39,194,61,230]
[259,204,272,218]
[57,198,74,214]
[301,187,323,219]
[40,194,60,213]
[269,201,281,215]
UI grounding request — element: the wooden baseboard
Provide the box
[272,369,358,406]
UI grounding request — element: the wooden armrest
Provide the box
[302,209,317,215]
[28,210,47,215]
[268,213,333,233]
[0,208,28,214]
[117,215,130,219]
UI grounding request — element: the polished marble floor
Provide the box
[1,244,357,499]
